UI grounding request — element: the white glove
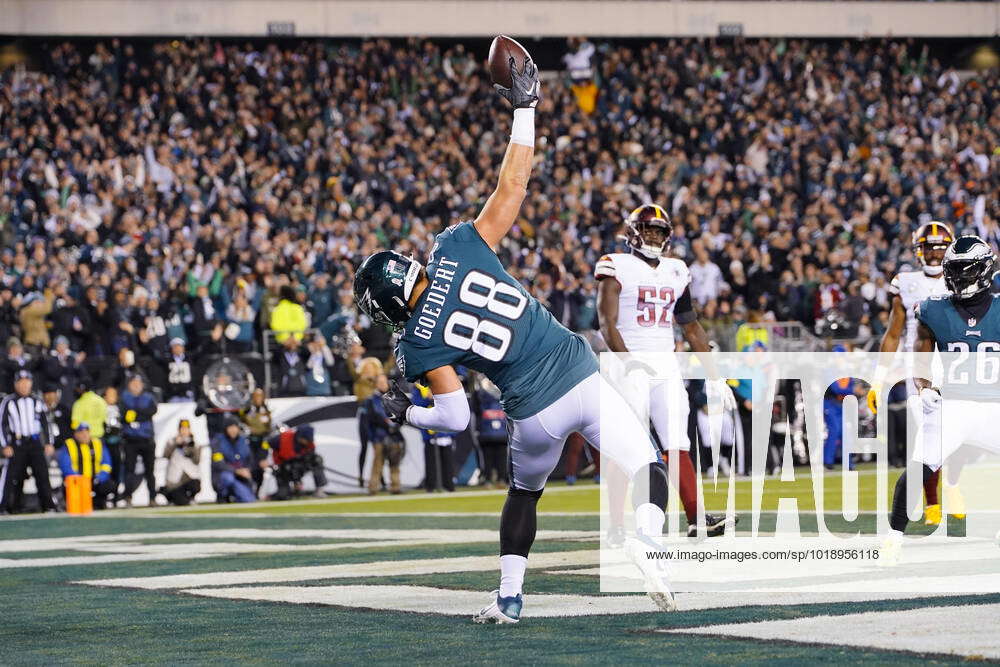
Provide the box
[920,387,942,412]
[707,379,737,412]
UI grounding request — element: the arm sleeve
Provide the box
[406,388,471,433]
[674,287,697,325]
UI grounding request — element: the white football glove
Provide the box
[920,387,942,412]
[707,379,737,412]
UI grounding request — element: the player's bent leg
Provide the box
[473,486,543,625]
[475,393,578,623]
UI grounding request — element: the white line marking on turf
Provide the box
[2,529,597,568]
[664,602,1000,659]
[78,550,600,589]
[182,584,658,617]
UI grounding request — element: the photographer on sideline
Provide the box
[271,424,328,500]
[160,419,202,506]
[210,417,255,503]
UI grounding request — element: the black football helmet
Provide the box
[912,221,954,276]
[353,250,423,329]
[942,235,996,300]
[626,204,672,259]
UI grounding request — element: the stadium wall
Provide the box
[1,0,997,38]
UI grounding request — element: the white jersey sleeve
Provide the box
[594,254,617,280]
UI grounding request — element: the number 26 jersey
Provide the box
[395,221,598,420]
[594,253,691,352]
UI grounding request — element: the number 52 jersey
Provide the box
[594,252,691,352]
[395,221,598,420]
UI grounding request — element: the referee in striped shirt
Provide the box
[0,370,57,513]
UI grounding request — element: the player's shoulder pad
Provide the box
[888,273,902,294]
[662,256,690,276]
[917,294,949,322]
[594,253,622,279]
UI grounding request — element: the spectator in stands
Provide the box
[18,290,53,357]
[41,384,71,446]
[210,417,255,503]
[57,422,115,510]
[0,338,36,394]
[190,283,221,354]
[304,334,336,396]
[275,336,308,397]
[120,374,158,507]
[0,370,57,513]
[163,338,196,402]
[224,288,257,354]
[42,336,87,407]
[71,382,108,444]
[99,347,150,395]
[49,289,89,354]
[270,285,308,346]
[160,419,202,506]
[271,424,328,500]
[365,376,403,495]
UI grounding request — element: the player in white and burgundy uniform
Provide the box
[596,204,737,539]
[869,221,954,525]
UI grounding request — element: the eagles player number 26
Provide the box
[443,270,527,361]
[945,341,1000,384]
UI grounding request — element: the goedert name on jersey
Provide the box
[889,270,950,352]
[595,253,690,352]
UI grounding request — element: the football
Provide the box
[488,34,532,89]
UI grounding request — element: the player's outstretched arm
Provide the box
[474,57,539,250]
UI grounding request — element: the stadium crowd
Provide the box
[1,37,997,384]
[0,36,997,509]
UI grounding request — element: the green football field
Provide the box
[2,469,998,665]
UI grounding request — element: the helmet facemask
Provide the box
[912,221,954,276]
[626,204,672,259]
[942,236,996,300]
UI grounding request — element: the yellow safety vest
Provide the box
[64,437,109,478]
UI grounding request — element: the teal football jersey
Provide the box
[917,295,1000,401]
[395,221,598,420]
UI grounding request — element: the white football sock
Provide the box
[888,528,903,541]
[499,554,528,598]
[635,502,665,539]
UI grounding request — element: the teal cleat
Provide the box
[472,589,523,624]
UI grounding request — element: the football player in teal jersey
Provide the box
[884,236,1000,563]
[353,56,675,621]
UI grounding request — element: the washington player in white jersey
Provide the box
[869,221,955,526]
[596,204,737,539]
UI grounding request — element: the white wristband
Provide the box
[510,107,535,147]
